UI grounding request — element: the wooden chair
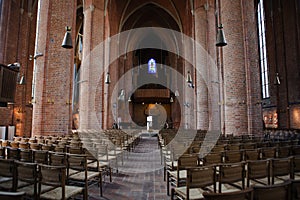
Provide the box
[48,151,66,166]
[277,146,291,158]
[201,153,223,166]
[15,161,38,199]
[10,141,19,149]
[291,179,300,200]
[253,180,291,200]
[292,145,300,156]
[29,143,41,150]
[66,153,101,199]
[172,165,216,200]
[6,147,20,160]
[271,157,293,184]
[0,191,25,200]
[19,149,33,162]
[293,155,300,179]
[203,188,253,200]
[223,150,243,163]
[167,154,199,195]
[38,164,84,200]
[84,148,110,196]
[18,142,30,150]
[218,162,246,193]
[246,159,270,187]
[244,149,260,161]
[261,147,276,159]
[0,146,5,158]
[32,150,49,164]
[0,159,17,191]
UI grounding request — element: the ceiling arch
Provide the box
[119,1,182,32]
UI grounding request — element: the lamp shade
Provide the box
[216,24,227,47]
[105,72,111,84]
[274,73,281,85]
[186,71,192,83]
[175,90,179,97]
[19,75,26,85]
[62,26,73,49]
[170,97,174,103]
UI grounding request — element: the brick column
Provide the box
[32,0,76,136]
[221,0,261,135]
[194,0,219,131]
[79,1,105,130]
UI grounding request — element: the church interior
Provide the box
[0,0,300,199]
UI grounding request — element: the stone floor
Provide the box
[88,136,168,200]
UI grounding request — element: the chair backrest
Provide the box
[18,142,30,150]
[277,146,291,158]
[202,153,223,165]
[244,149,260,161]
[0,191,25,200]
[0,146,5,158]
[49,151,66,166]
[218,162,246,192]
[203,188,253,200]
[6,147,20,160]
[261,147,276,159]
[15,161,38,199]
[32,150,49,164]
[247,159,270,187]
[271,157,292,184]
[293,155,300,174]
[38,164,66,199]
[186,165,216,198]
[0,158,16,191]
[177,154,199,170]
[66,153,88,178]
[223,150,243,163]
[253,180,291,200]
[19,149,33,162]
[29,143,41,150]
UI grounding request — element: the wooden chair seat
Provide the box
[203,188,253,200]
[68,170,100,181]
[253,180,291,200]
[174,186,206,200]
[0,191,25,200]
[39,185,83,200]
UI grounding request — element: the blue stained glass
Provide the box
[148,58,157,74]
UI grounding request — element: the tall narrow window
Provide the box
[258,0,269,98]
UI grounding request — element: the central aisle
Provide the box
[93,135,168,200]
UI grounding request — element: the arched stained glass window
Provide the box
[148,58,157,74]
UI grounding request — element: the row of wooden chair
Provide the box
[167,153,300,196]
[173,167,293,200]
[0,155,99,200]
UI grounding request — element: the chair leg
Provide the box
[100,172,103,197]
[167,171,170,196]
